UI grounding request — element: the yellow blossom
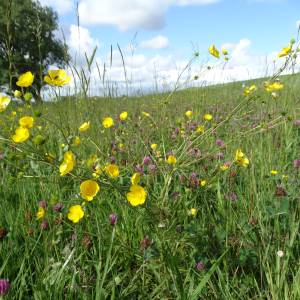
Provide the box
[68,205,84,223]
[36,207,45,220]
[222,47,228,55]
[278,44,292,58]
[44,69,71,86]
[188,208,197,216]
[185,110,193,118]
[131,173,141,185]
[204,114,213,121]
[264,81,284,93]
[14,90,22,98]
[19,116,34,128]
[105,164,119,178]
[142,111,150,117]
[80,180,100,201]
[74,136,81,146]
[0,94,11,112]
[196,125,205,134]
[102,117,114,128]
[200,180,206,187]
[151,143,158,151]
[12,127,30,143]
[59,151,75,176]
[235,149,249,167]
[79,121,90,132]
[16,71,34,87]
[120,111,128,121]
[270,170,278,175]
[244,85,257,96]
[126,185,147,206]
[208,45,220,58]
[167,155,177,165]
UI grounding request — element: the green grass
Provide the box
[0,74,299,299]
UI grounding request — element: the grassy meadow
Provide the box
[0,64,300,299]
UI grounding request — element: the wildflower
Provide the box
[278,44,292,58]
[204,114,213,121]
[14,90,22,98]
[0,95,11,112]
[294,120,300,126]
[41,220,49,230]
[12,127,30,143]
[126,185,147,206]
[277,250,284,257]
[208,45,220,58]
[131,172,141,185]
[53,203,64,212]
[293,159,300,168]
[19,116,34,128]
[143,156,152,165]
[109,213,118,226]
[59,151,75,176]
[167,155,177,165]
[74,136,81,146]
[36,207,45,220]
[105,164,119,178]
[188,208,197,216]
[80,180,100,201]
[0,279,11,296]
[149,164,157,174]
[195,261,205,271]
[226,192,237,201]
[119,111,128,121]
[264,81,284,92]
[196,125,205,134]
[235,149,249,167]
[44,69,71,86]
[151,143,158,151]
[216,139,225,147]
[142,111,150,117]
[220,161,231,171]
[79,121,90,132]
[270,170,278,175]
[222,47,228,55]
[16,71,34,87]
[68,205,84,223]
[200,180,206,187]
[102,117,114,128]
[185,110,193,118]
[244,85,257,96]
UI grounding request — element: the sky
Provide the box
[39,0,300,94]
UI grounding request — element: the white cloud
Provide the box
[39,0,73,14]
[140,35,170,49]
[78,0,219,30]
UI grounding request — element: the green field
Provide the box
[0,73,300,299]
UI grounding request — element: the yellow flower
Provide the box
[36,207,45,220]
[204,114,213,121]
[74,136,81,146]
[16,71,34,87]
[19,116,34,128]
[167,155,177,165]
[151,143,158,151]
[126,185,147,206]
[244,85,257,96]
[220,164,230,171]
[80,180,100,201]
[11,111,17,117]
[235,149,249,168]
[208,45,220,59]
[200,180,206,187]
[118,143,125,150]
[0,94,11,112]
[264,81,284,92]
[131,173,141,185]
[142,111,150,117]
[68,205,84,223]
[59,151,75,176]
[222,47,228,55]
[105,164,119,178]
[185,110,193,118]
[196,125,205,134]
[119,111,128,121]
[44,69,71,86]
[79,121,90,132]
[12,127,30,143]
[278,44,292,58]
[188,208,197,216]
[14,90,22,98]
[270,170,278,175]
[102,117,114,128]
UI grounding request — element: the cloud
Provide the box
[78,0,219,30]
[39,0,73,14]
[140,35,170,49]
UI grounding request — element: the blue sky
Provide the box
[40,0,300,90]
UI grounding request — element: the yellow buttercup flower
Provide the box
[244,85,257,96]
[102,117,114,128]
[131,173,141,185]
[142,111,150,117]
[200,180,206,187]
[80,180,100,201]
[204,114,213,121]
[119,111,128,121]
[270,170,278,175]
[12,127,30,143]
[167,155,177,165]
[14,90,22,98]
[188,208,197,216]
[16,71,34,87]
[185,110,193,118]
[0,94,11,112]
[208,45,220,59]
[68,205,84,223]
[278,44,292,58]
[79,121,90,132]
[235,149,249,168]
[44,69,71,86]
[196,125,205,134]
[264,81,284,93]
[126,185,147,206]
[19,116,34,128]
[105,164,119,178]
[151,143,158,151]
[59,151,75,176]
[36,207,45,220]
